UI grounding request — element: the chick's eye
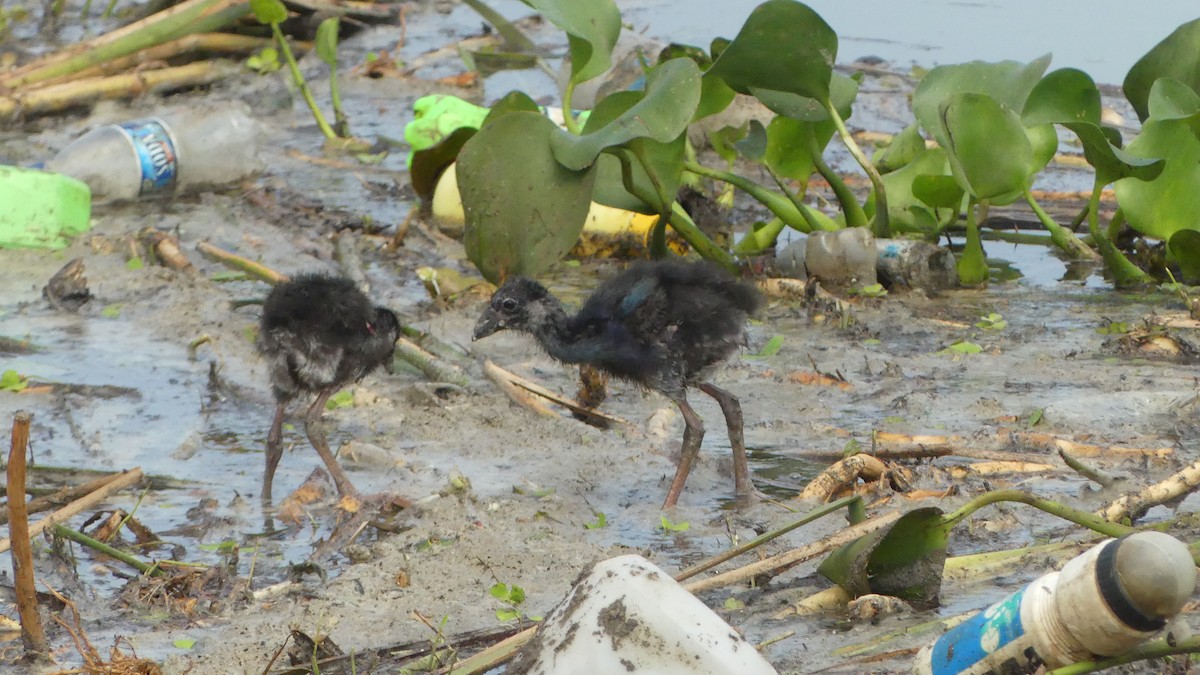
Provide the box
[500,298,518,311]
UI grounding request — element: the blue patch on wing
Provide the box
[617,277,659,319]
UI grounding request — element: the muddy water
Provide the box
[2,1,1200,673]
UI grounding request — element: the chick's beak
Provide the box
[473,309,503,341]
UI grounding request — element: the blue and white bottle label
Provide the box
[118,119,178,196]
[927,588,1042,674]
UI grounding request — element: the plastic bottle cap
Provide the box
[0,165,91,250]
[1114,531,1197,619]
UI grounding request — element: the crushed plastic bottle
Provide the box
[805,227,878,288]
[913,532,1196,675]
[44,103,264,201]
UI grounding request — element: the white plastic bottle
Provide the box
[44,103,264,201]
[913,532,1196,675]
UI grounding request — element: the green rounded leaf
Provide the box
[938,93,1033,200]
[708,0,836,101]
[525,0,620,85]
[912,174,964,210]
[483,90,542,126]
[1114,117,1200,241]
[735,119,767,161]
[1022,68,1101,126]
[750,73,858,122]
[875,122,926,174]
[1123,17,1200,122]
[551,58,701,171]
[249,0,287,25]
[315,17,339,67]
[459,112,598,283]
[1168,229,1200,283]
[913,54,1051,145]
[1147,77,1200,121]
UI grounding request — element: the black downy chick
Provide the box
[257,274,400,502]
[473,259,762,508]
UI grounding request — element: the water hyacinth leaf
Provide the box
[409,127,476,202]
[459,112,598,283]
[1145,77,1200,134]
[583,91,685,215]
[658,42,737,121]
[551,58,701,170]
[1114,116,1200,242]
[913,54,1051,145]
[1123,17,1200,122]
[873,146,954,233]
[817,507,948,609]
[938,93,1032,200]
[523,0,620,85]
[912,174,964,210]
[708,0,836,102]
[249,0,286,24]
[1022,68,1102,127]
[875,122,926,174]
[751,72,858,122]
[315,17,339,67]
[735,119,768,161]
[1168,230,1200,283]
[483,90,542,126]
[709,123,749,165]
[1022,70,1163,186]
[764,117,818,181]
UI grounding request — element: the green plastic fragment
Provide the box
[0,166,91,250]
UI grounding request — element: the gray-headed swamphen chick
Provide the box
[257,274,400,503]
[473,259,762,508]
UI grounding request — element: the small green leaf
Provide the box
[1096,321,1130,335]
[315,17,340,67]
[126,256,143,271]
[850,283,887,298]
[509,585,526,605]
[939,340,982,355]
[744,334,784,359]
[585,511,608,529]
[101,304,123,318]
[0,370,27,393]
[659,515,690,532]
[489,583,509,601]
[723,597,746,611]
[198,540,238,552]
[173,638,196,650]
[1026,408,1044,427]
[496,608,519,622]
[325,390,354,410]
[975,313,1007,330]
[249,0,287,25]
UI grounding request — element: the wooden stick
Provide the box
[195,242,289,285]
[34,34,285,88]
[141,229,194,272]
[8,412,49,657]
[1098,458,1200,524]
[483,361,629,427]
[0,0,250,89]
[0,467,144,555]
[0,468,136,527]
[682,510,904,594]
[0,61,237,120]
[395,338,471,388]
[482,360,557,418]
